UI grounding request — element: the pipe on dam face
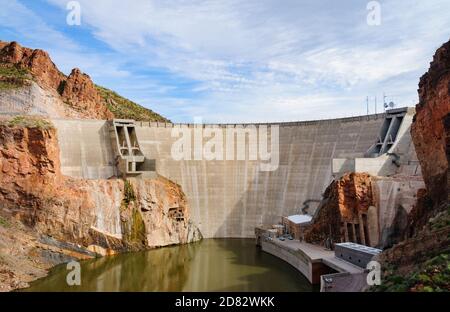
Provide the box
[52,114,386,239]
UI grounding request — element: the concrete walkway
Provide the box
[269,239,363,274]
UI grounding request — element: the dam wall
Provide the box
[52,114,389,238]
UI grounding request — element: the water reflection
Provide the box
[24,239,314,292]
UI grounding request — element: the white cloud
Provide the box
[0,1,135,80]
[0,0,77,50]
[5,0,450,122]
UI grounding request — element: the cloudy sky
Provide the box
[0,0,449,122]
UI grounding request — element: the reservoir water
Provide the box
[24,239,314,292]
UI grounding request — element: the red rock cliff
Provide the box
[304,173,374,245]
[411,39,450,207]
[60,68,113,118]
[0,41,64,90]
[0,41,112,119]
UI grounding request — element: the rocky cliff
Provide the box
[411,39,450,209]
[0,41,64,91]
[395,38,450,251]
[304,173,374,245]
[0,116,201,290]
[0,41,168,121]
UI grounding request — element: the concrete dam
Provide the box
[52,108,420,239]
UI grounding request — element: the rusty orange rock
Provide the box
[0,41,113,120]
[0,41,64,90]
[411,39,450,207]
[60,68,113,119]
[303,173,374,245]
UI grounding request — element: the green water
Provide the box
[24,239,314,292]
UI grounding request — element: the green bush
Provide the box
[0,216,10,228]
[0,65,31,90]
[370,252,450,292]
[123,180,136,205]
[0,116,53,129]
[96,85,169,122]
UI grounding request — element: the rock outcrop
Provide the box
[0,41,110,119]
[0,40,167,121]
[0,41,64,90]
[304,173,374,245]
[411,39,450,208]
[0,216,94,292]
[60,68,113,119]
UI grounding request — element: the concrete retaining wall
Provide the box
[261,240,313,282]
[260,240,342,285]
[52,114,385,238]
[52,119,117,179]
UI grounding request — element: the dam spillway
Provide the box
[52,111,415,238]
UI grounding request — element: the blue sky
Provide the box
[0,0,449,123]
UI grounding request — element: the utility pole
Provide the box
[374,96,377,114]
[366,96,369,116]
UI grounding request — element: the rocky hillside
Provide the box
[0,41,168,122]
[0,115,200,291]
